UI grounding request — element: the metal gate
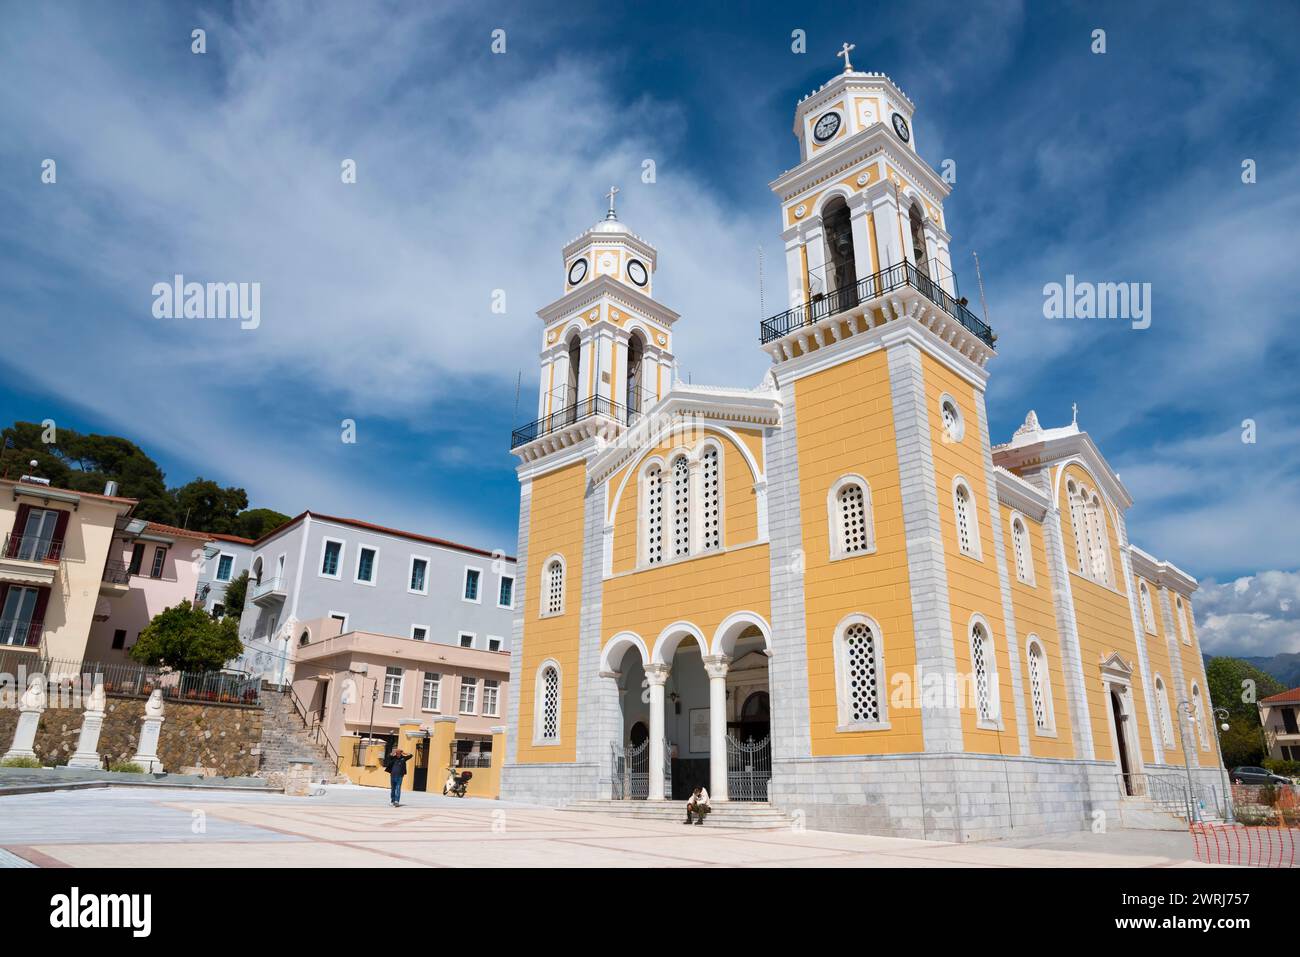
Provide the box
[727,734,771,802]
[610,740,672,800]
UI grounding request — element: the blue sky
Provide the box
[1,1,1297,655]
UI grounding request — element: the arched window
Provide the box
[534,661,561,744]
[1139,581,1156,633]
[828,475,874,560]
[644,463,664,565]
[1086,493,1111,585]
[565,334,582,422]
[1176,596,1191,645]
[970,619,998,725]
[820,196,857,295]
[953,479,980,559]
[542,556,565,616]
[1191,682,1209,749]
[1067,480,1088,573]
[1026,637,1053,733]
[833,615,886,729]
[671,455,691,557]
[626,334,644,414]
[1011,515,1034,585]
[909,203,929,277]
[939,394,964,443]
[701,446,721,551]
[1153,675,1174,751]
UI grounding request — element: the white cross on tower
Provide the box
[605,185,620,220]
[837,42,855,73]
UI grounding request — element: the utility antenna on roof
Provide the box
[971,250,991,325]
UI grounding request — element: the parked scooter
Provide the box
[443,767,473,797]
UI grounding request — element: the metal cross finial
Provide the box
[605,185,620,220]
[1072,402,1079,426]
[837,42,856,72]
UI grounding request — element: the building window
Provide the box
[382,666,403,707]
[1066,481,1087,574]
[1026,638,1053,733]
[939,394,964,443]
[1011,516,1034,585]
[1086,493,1112,585]
[543,556,565,616]
[953,479,980,559]
[0,586,41,646]
[411,625,428,641]
[833,615,885,729]
[1139,581,1156,633]
[463,567,482,602]
[320,539,343,578]
[459,678,478,714]
[150,546,168,579]
[829,475,874,560]
[459,632,475,649]
[498,575,514,608]
[112,628,127,650]
[128,543,145,575]
[487,636,502,652]
[355,546,377,584]
[671,456,690,558]
[535,662,561,743]
[1191,683,1209,749]
[409,557,428,594]
[701,446,721,551]
[482,679,500,717]
[421,672,441,711]
[970,620,998,725]
[1176,597,1191,645]
[1154,676,1174,750]
[645,462,664,565]
[216,554,234,581]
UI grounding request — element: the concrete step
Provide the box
[560,800,794,830]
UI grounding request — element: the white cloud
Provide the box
[1195,571,1300,657]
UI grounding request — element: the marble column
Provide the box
[703,655,730,801]
[645,663,670,800]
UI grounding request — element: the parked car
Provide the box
[1229,766,1292,786]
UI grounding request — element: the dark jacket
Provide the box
[384,752,413,778]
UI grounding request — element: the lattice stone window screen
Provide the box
[1067,483,1088,573]
[955,484,977,557]
[545,559,564,615]
[1192,684,1209,749]
[540,666,560,740]
[837,482,870,555]
[941,399,960,441]
[1086,495,1111,585]
[646,465,663,564]
[672,456,690,557]
[1027,641,1048,731]
[701,447,720,551]
[843,621,881,723]
[1154,677,1174,749]
[972,624,995,722]
[1012,518,1033,583]
[1140,583,1156,632]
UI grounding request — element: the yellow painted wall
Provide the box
[794,350,922,755]
[1135,575,1184,767]
[1174,592,1218,763]
[1005,513,1074,759]
[923,355,1020,754]
[515,463,586,763]
[1057,463,1151,767]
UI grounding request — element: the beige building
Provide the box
[1259,687,1300,762]
[0,477,136,662]
[290,617,510,791]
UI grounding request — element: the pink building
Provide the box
[84,520,210,663]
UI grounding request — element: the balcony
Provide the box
[510,394,640,452]
[0,617,43,649]
[100,559,131,597]
[0,534,62,587]
[250,575,287,606]
[759,261,996,362]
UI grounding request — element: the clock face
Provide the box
[567,258,587,285]
[626,259,648,287]
[812,111,841,143]
[891,112,910,143]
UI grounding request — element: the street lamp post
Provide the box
[1212,705,1234,823]
[1175,698,1201,823]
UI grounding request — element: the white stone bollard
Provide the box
[3,674,47,763]
[68,681,108,769]
[130,689,166,773]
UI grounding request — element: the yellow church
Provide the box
[501,54,1224,840]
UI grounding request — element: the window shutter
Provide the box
[6,504,31,557]
[52,508,71,560]
[30,586,51,644]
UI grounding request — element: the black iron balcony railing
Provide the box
[2,534,63,563]
[0,617,44,647]
[759,260,996,348]
[511,394,640,449]
[102,559,131,585]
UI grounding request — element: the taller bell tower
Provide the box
[515,188,680,460]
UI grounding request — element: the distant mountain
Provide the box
[1205,652,1300,690]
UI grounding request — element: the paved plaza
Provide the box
[0,784,1213,867]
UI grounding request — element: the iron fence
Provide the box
[0,618,44,648]
[511,394,640,449]
[727,734,771,802]
[0,649,262,707]
[2,533,63,563]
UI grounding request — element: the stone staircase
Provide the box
[256,686,344,786]
[559,799,796,830]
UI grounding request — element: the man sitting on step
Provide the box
[683,786,711,825]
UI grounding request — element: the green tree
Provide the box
[1205,657,1284,717]
[129,600,243,672]
[221,570,249,622]
[172,478,248,534]
[234,507,291,540]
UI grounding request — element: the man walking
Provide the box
[383,747,414,807]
